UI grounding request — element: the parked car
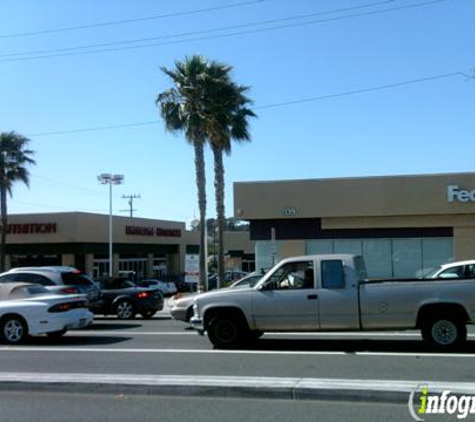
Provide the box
[207,270,249,290]
[0,282,93,344]
[192,254,475,349]
[171,272,263,323]
[423,260,475,279]
[135,279,177,296]
[97,278,164,319]
[0,266,103,312]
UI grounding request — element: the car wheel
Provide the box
[47,329,67,338]
[421,317,466,349]
[141,310,156,319]
[207,314,247,349]
[1,315,28,344]
[116,300,136,320]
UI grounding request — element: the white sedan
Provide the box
[0,283,93,344]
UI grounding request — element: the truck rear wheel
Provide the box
[207,314,247,349]
[421,317,466,349]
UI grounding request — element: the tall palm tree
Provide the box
[204,64,256,287]
[0,132,35,271]
[156,55,215,290]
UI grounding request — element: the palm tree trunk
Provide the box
[212,144,225,289]
[0,183,7,273]
[194,141,207,291]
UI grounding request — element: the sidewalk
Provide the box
[2,373,475,403]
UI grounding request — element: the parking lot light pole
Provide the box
[98,173,124,277]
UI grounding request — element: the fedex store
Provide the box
[2,212,199,279]
[233,172,475,278]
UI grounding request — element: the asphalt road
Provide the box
[0,392,434,422]
[0,312,474,383]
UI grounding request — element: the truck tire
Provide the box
[207,314,247,349]
[421,317,466,349]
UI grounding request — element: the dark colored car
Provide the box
[97,278,164,319]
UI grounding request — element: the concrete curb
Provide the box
[2,373,475,403]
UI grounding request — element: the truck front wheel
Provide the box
[207,314,247,349]
[421,317,466,349]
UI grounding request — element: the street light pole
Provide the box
[98,173,124,278]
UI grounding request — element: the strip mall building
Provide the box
[3,212,255,279]
[3,212,199,278]
[234,172,475,278]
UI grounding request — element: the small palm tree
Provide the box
[0,132,35,271]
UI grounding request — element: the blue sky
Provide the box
[0,0,474,225]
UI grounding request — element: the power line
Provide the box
[0,0,266,39]
[257,71,471,110]
[0,0,398,59]
[0,0,445,63]
[29,121,160,137]
[27,69,473,137]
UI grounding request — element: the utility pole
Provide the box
[121,194,140,218]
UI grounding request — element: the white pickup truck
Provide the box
[191,254,475,349]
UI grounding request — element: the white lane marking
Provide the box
[74,331,196,336]
[1,347,475,358]
[72,331,475,339]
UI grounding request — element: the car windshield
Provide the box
[422,266,442,279]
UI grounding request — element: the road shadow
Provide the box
[92,315,172,321]
[23,334,132,347]
[243,338,475,354]
[84,322,143,331]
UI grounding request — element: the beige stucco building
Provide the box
[234,172,475,278]
[2,212,255,279]
[3,212,199,278]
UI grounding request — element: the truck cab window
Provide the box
[321,260,345,289]
[263,261,314,291]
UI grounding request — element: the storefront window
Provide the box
[257,237,454,280]
[334,240,363,256]
[363,239,392,278]
[305,240,333,255]
[422,238,453,274]
[255,241,281,272]
[392,239,422,278]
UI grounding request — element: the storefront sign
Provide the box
[125,225,182,237]
[447,185,475,203]
[3,223,57,234]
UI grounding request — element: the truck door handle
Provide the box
[307,294,318,300]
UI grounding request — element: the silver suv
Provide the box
[0,266,102,311]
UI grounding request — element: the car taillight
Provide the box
[48,300,88,313]
[60,287,78,294]
[136,291,151,299]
